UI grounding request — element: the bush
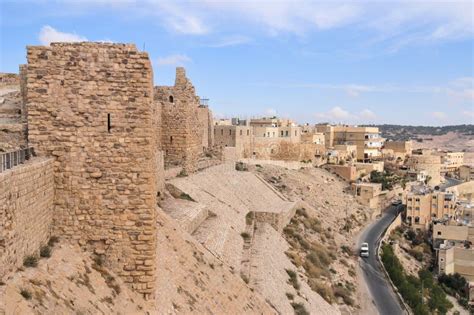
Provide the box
[179,193,195,202]
[308,279,335,303]
[286,292,294,300]
[177,169,188,177]
[333,285,355,306]
[23,255,38,268]
[20,289,32,300]
[40,245,52,258]
[408,248,423,262]
[240,232,251,240]
[286,269,300,290]
[48,236,59,247]
[291,302,309,315]
[381,244,453,314]
[235,162,247,171]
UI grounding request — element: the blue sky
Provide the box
[1,0,473,126]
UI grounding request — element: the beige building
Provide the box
[351,182,383,209]
[438,245,474,282]
[383,140,413,160]
[459,165,474,182]
[405,190,456,229]
[250,118,301,143]
[406,149,441,186]
[331,126,384,162]
[214,121,253,158]
[434,151,464,174]
[315,124,335,148]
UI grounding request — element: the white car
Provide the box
[360,242,369,257]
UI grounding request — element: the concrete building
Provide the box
[434,151,464,174]
[331,126,384,162]
[406,149,441,186]
[404,189,456,229]
[383,140,413,160]
[214,122,253,158]
[438,245,474,282]
[351,182,384,209]
[459,165,474,182]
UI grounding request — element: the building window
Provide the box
[169,95,174,103]
[221,129,223,135]
[170,136,173,144]
[415,207,420,210]
[281,131,284,136]
[437,231,441,235]
[415,198,420,202]
[294,130,297,136]
[240,130,243,136]
[247,130,249,136]
[414,217,420,223]
[286,131,289,136]
[229,130,232,135]
[273,132,275,137]
[408,198,412,202]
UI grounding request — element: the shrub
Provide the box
[408,248,423,262]
[23,255,38,268]
[40,245,52,258]
[286,292,294,300]
[235,162,247,171]
[308,279,335,303]
[179,193,195,202]
[48,236,59,247]
[296,208,308,218]
[341,245,352,256]
[20,289,32,300]
[291,302,309,315]
[177,169,188,177]
[286,269,300,290]
[333,285,355,306]
[240,232,251,240]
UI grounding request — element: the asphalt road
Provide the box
[439,177,462,191]
[358,205,405,315]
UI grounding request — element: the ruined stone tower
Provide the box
[155,67,202,173]
[26,42,158,297]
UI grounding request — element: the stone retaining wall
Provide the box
[0,158,54,280]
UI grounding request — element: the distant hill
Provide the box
[364,124,474,141]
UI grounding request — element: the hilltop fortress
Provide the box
[1,42,213,298]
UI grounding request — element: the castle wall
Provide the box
[26,42,158,297]
[155,68,202,173]
[0,158,54,280]
[197,106,213,149]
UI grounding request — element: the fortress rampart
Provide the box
[0,158,54,279]
[26,42,158,297]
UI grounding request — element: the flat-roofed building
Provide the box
[351,182,383,209]
[406,149,441,186]
[405,190,456,229]
[459,165,474,182]
[384,140,413,159]
[434,151,464,174]
[332,126,385,162]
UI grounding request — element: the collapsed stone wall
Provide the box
[0,158,54,280]
[26,42,158,297]
[155,67,203,173]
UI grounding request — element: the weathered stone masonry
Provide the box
[26,43,158,297]
[155,67,202,173]
[0,158,54,280]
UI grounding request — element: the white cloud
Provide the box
[209,35,252,48]
[315,106,352,121]
[155,54,191,66]
[156,2,209,35]
[315,106,378,123]
[432,111,447,120]
[359,109,377,120]
[39,25,87,45]
[265,108,277,116]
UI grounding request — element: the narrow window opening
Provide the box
[169,95,174,103]
[170,136,173,144]
[107,113,111,133]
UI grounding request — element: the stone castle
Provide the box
[1,42,213,298]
